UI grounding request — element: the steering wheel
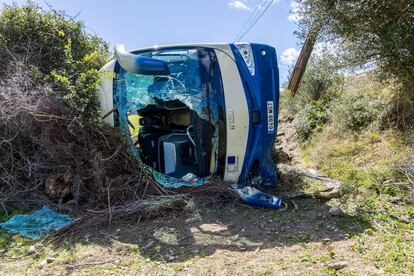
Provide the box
[161,75,187,92]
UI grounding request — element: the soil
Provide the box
[274,115,301,165]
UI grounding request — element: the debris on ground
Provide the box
[314,188,342,200]
[290,199,299,211]
[232,185,282,209]
[278,163,341,189]
[0,206,72,239]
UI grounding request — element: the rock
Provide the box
[277,132,285,137]
[321,238,331,244]
[327,261,348,270]
[329,206,343,216]
[46,257,55,264]
[38,260,47,269]
[389,196,402,204]
[27,246,36,254]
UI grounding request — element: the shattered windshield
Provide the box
[114,48,222,187]
[123,49,207,118]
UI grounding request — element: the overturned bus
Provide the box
[98,43,280,189]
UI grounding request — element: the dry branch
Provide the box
[0,63,235,241]
[278,163,341,189]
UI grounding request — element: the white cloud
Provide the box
[288,1,301,22]
[257,0,280,9]
[228,0,252,11]
[280,48,300,65]
[229,0,280,12]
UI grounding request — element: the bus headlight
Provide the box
[235,42,255,76]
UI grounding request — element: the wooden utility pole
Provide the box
[287,26,321,97]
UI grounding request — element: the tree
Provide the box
[295,0,414,127]
[0,1,110,121]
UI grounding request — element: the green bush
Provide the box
[0,1,110,121]
[334,94,378,133]
[291,54,344,142]
[295,98,330,142]
[296,55,343,103]
[295,74,393,143]
[330,77,393,134]
[282,54,343,115]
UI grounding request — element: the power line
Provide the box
[237,0,274,42]
[233,0,267,42]
[234,0,268,42]
[237,0,273,41]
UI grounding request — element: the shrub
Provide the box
[295,98,330,143]
[0,1,110,121]
[296,54,343,102]
[296,75,393,143]
[333,94,378,133]
[289,54,343,112]
[330,76,393,134]
[283,54,344,142]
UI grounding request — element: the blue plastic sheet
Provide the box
[0,206,72,239]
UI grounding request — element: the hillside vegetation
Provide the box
[279,52,414,273]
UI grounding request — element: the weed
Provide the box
[294,233,310,243]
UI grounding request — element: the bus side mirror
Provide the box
[114,44,170,76]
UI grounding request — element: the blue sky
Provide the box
[2,0,301,83]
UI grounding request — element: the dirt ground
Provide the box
[1,199,377,275]
[0,117,402,275]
